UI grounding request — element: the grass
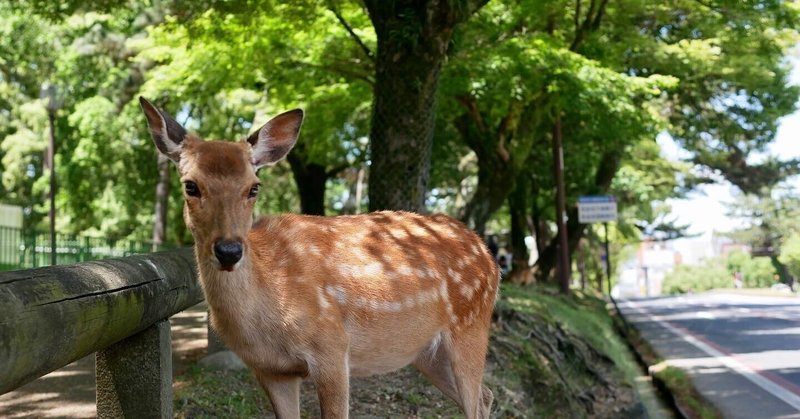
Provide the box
[651,364,723,419]
[500,284,640,386]
[173,366,269,418]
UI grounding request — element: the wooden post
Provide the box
[96,319,172,418]
[552,114,570,293]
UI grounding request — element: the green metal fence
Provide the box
[0,226,178,272]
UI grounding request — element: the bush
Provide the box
[779,234,800,280]
[662,259,731,294]
[727,250,777,288]
[664,251,779,294]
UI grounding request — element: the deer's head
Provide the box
[139,97,303,271]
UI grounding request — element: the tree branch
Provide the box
[569,0,609,51]
[328,2,375,63]
[456,94,487,133]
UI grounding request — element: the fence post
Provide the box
[96,319,172,418]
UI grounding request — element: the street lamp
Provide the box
[40,83,61,266]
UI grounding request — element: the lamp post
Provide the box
[41,83,60,266]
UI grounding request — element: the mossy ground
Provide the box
[173,284,643,418]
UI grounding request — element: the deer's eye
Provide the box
[248,184,260,199]
[184,181,200,197]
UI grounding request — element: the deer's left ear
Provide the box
[139,96,187,163]
[246,109,304,169]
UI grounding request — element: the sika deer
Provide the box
[139,97,499,418]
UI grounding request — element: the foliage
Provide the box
[778,233,800,280]
[727,250,778,288]
[663,259,732,294]
[663,250,779,294]
[0,0,798,266]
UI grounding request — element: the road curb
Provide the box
[609,296,715,419]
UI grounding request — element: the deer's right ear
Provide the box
[139,96,187,162]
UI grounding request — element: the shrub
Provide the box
[662,259,731,294]
[779,234,800,280]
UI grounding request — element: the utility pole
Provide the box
[42,84,60,266]
[552,114,570,294]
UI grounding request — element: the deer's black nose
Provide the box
[214,240,243,268]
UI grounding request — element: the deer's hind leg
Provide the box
[413,329,493,419]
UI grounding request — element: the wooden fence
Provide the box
[0,248,204,417]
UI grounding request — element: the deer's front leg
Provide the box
[312,352,350,419]
[255,372,302,419]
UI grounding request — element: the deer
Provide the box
[139,97,499,418]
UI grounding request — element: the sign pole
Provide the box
[604,221,611,295]
[553,115,570,294]
[577,195,616,295]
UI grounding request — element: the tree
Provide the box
[363,0,488,211]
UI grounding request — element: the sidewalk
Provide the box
[0,303,210,418]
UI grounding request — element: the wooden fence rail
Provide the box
[0,248,203,417]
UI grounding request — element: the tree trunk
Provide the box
[507,172,533,284]
[152,153,170,247]
[461,159,516,236]
[287,152,327,216]
[364,0,487,212]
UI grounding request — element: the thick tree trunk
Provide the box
[287,152,327,216]
[461,160,516,236]
[152,153,170,247]
[364,1,487,212]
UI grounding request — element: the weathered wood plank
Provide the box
[0,248,202,394]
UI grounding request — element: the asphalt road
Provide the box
[618,292,800,419]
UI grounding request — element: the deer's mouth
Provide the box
[219,263,237,272]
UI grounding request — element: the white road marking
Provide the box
[623,299,800,411]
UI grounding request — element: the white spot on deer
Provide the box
[425,267,437,279]
[326,285,347,305]
[471,244,481,256]
[386,301,402,312]
[447,267,462,284]
[403,296,416,309]
[318,288,331,309]
[416,288,439,305]
[398,265,413,276]
[355,296,367,308]
[389,228,408,239]
[363,262,383,277]
[460,283,475,298]
[440,281,454,317]
[351,247,368,261]
[456,258,467,269]
[308,245,322,256]
[404,224,421,236]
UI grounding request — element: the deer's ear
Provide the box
[139,96,187,162]
[246,109,304,169]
